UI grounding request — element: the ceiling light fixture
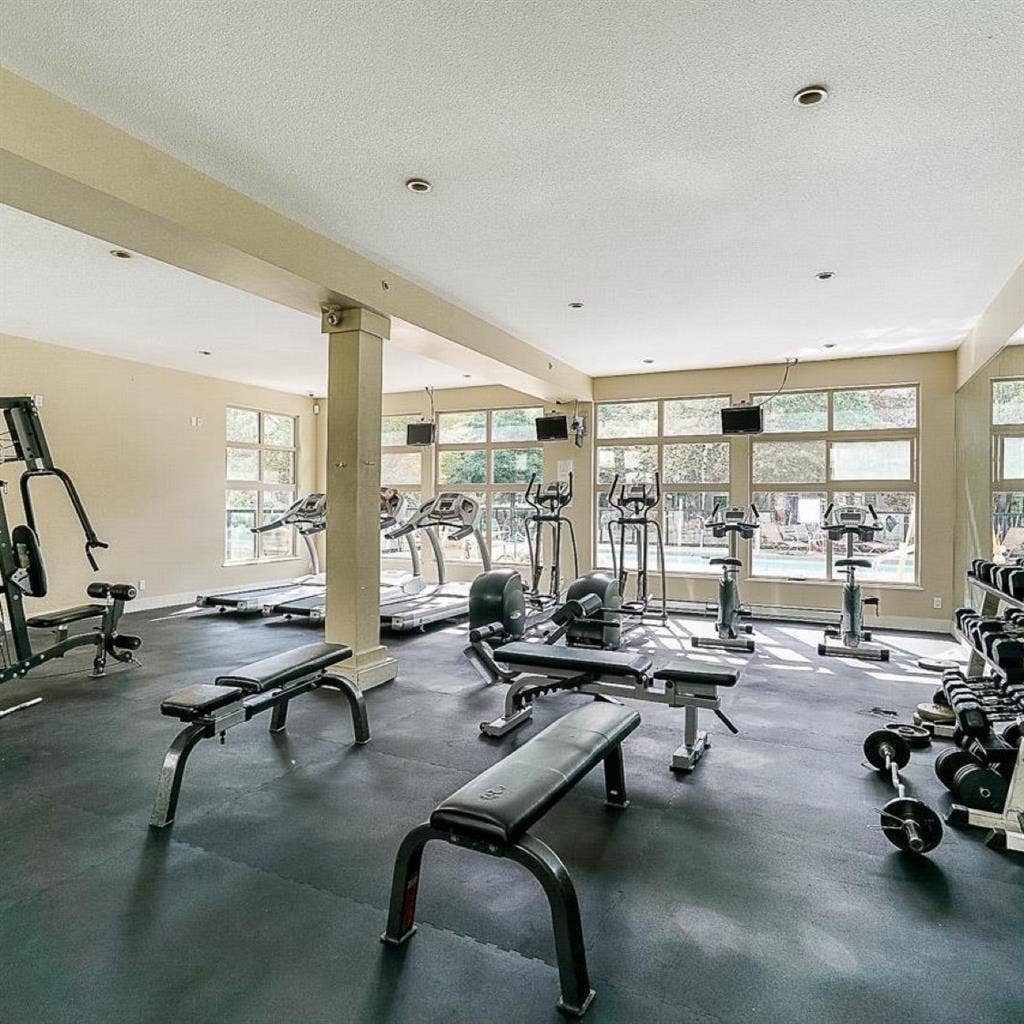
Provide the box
[109,249,132,259]
[196,349,212,356]
[816,271,835,280]
[462,373,472,379]
[568,301,584,309]
[793,85,829,107]
[823,343,837,350]
[405,178,432,193]
[641,358,655,365]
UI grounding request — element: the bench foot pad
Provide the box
[558,990,596,1019]
[670,732,709,772]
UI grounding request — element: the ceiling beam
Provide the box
[0,69,592,404]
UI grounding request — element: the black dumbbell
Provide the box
[862,730,943,854]
[935,747,983,790]
[952,763,1010,812]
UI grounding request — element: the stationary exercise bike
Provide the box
[818,503,889,662]
[692,503,759,653]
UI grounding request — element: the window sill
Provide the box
[222,556,303,568]
[748,576,922,590]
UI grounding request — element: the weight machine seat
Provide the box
[494,641,652,681]
[160,683,245,721]
[215,641,352,694]
[25,604,106,629]
[431,702,641,845]
[835,558,872,570]
[709,557,742,568]
[653,666,740,688]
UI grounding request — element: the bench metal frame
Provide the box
[381,738,630,1017]
[149,669,369,828]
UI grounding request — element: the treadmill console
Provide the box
[838,507,865,526]
[723,507,746,522]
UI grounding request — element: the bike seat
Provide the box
[709,557,742,568]
[835,558,872,569]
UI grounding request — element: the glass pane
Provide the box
[226,407,259,443]
[438,411,486,444]
[381,451,422,486]
[663,396,728,435]
[492,447,543,484]
[492,407,544,442]
[831,491,916,584]
[491,491,532,563]
[663,442,730,484]
[259,490,296,559]
[664,491,729,573]
[381,414,421,447]
[438,449,487,484]
[261,448,295,485]
[829,440,911,481]
[993,491,1024,560]
[596,445,657,484]
[833,387,917,430]
[751,491,827,579]
[225,489,257,561]
[263,413,295,447]
[226,446,259,481]
[594,492,659,571]
[438,492,486,563]
[752,441,826,483]
[993,380,1024,426]
[1003,436,1024,479]
[597,401,658,438]
[752,391,827,433]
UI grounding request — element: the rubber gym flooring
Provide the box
[1,607,1020,1024]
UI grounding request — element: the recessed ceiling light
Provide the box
[196,349,212,356]
[641,358,655,365]
[823,343,837,350]
[568,301,584,309]
[109,249,132,259]
[815,271,835,280]
[462,373,472,379]
[405,178,432,193]
[793,85,829,107]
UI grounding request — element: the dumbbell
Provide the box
[990,636,1024,670]
[954,608,977,631]
[935,747,983,790]
[949,697,991,738]
[952,761,1010,813]
[862,730,943,854]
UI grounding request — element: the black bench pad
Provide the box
[431,702,640,845]
[709,557,742,567]
[215,642,352,693]
[26,604,106,628]
[653,666,740,688]
[835,558,872,569]
[494,642,652,681]
[161,683,243,720]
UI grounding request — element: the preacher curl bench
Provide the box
[150,642,369,827]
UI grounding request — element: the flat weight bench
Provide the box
[149,642,369,828]
[484,641,740,771]
[382,700,641,1017]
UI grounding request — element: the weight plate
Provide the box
[934,748,979,791]
[952,764,1009,812]
[879,797,943,854]
[863,729,910,771]
[917,658,960,674]
[916,702,955,723]
[885,722,932,748]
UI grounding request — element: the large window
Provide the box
[992,380,1024,559]
[225,406,297,563]
[595,397,732,574]
[436,407,543,563]
[750,386,918,583]
[380,415,424,559]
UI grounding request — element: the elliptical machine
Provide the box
[606,472,667,632]
[692,503,759,653]
[523,472,578,611]
[818,503,889,662]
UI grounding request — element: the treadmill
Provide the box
[270,489,441,622]
[196,493,326,613]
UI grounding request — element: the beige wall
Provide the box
[1,332,317,613]
[957,259,1024,387]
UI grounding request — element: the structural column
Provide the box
[322,306,397,690]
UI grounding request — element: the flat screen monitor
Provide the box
[536,414,569,441]
[406,421,436,446]
[721,404,763,435]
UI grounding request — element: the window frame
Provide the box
[991,378,1024,561]
[224,405,299,565]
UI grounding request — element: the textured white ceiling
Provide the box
[2,1,1023,376]
[0,204,480,394]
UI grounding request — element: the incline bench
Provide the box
[149,642,369,828]
[482,641,740,771]
[382,699,641,1018]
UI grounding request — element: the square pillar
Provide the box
[322,306,397,690]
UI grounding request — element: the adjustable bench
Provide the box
[483,641,740,771]
[382,700,640,1017]
[149,641,369,828]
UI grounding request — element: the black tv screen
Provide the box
[721,404,763,435]
[536,414,569,441]
[406,421,436,446]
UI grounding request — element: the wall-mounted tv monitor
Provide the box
[536,414,569,441]
[721,404,763,435]
[406,421,436,446]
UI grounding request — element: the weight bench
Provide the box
[382,700,640,1017]
[149,642,369,828]
[483,641,740,770]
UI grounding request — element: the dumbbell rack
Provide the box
[948,572,1024,853]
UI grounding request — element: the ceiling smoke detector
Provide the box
[568,301,584,309]
[405,178,432,193]
[823,343,837,350]
[196,349,212,356]
[641,358,655,365]
[793,85,829,107]
[816,271,835,280]
[109,249,132,259]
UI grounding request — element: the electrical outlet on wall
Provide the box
[933,597,942,609]
[138,579,147,592]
